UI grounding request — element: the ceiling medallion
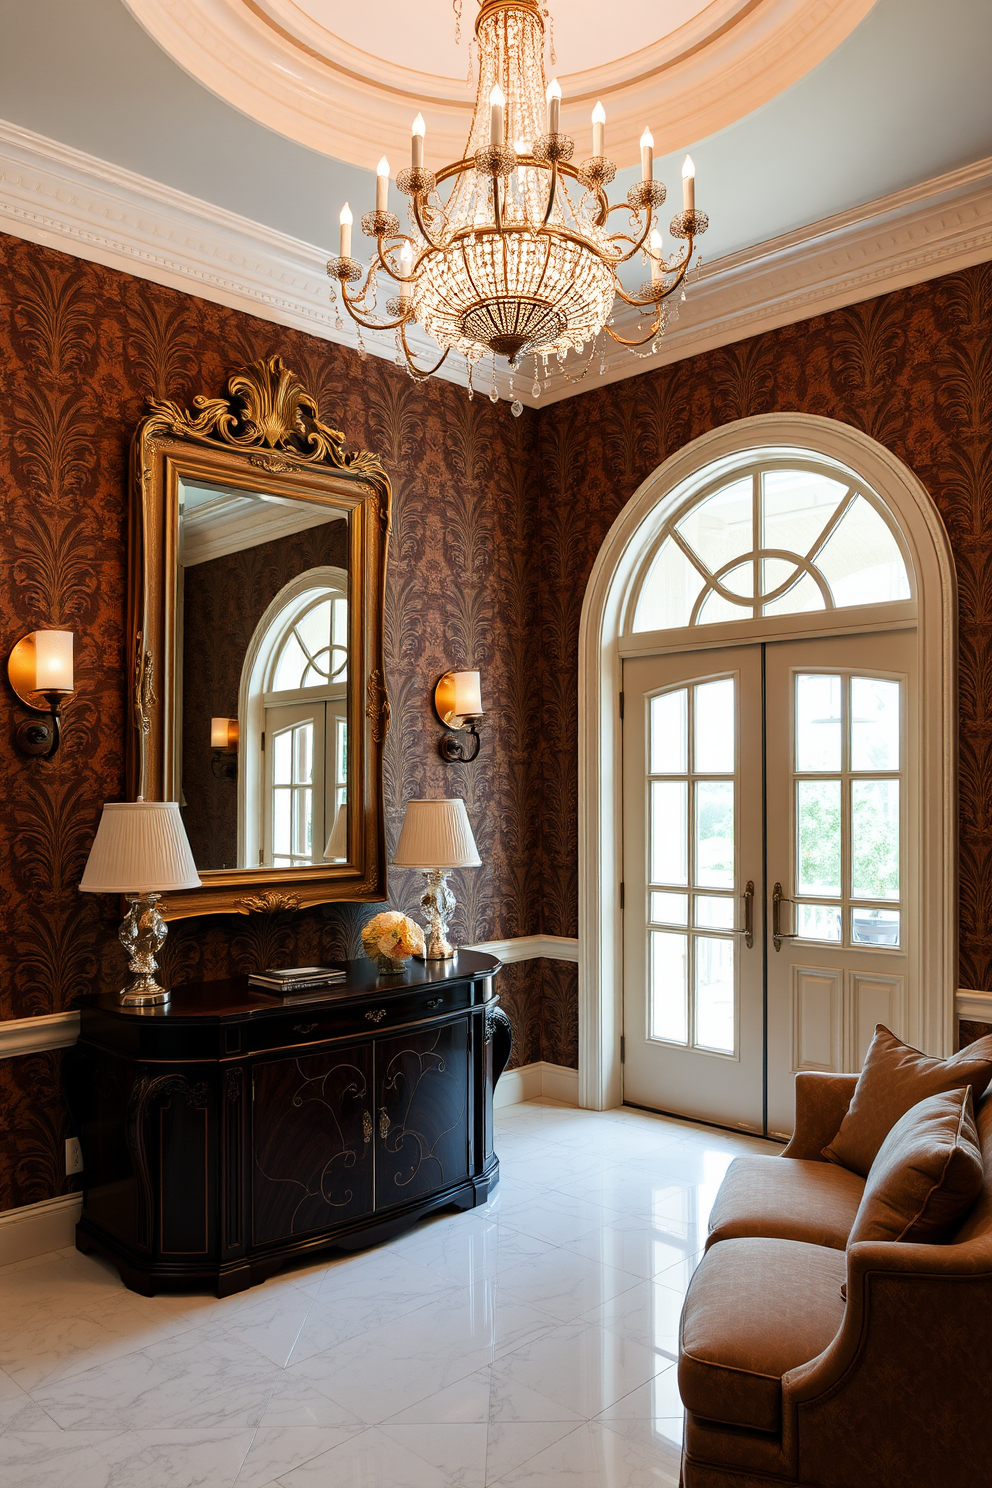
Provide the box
[327,0,707,411]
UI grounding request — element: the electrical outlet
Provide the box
[65,1137,83,1176]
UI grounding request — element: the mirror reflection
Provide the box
[176,479,349,873]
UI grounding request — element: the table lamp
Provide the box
[79,801,201,1006]
[392,798,481,959]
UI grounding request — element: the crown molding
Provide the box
[554,156,992,406]
[0,119,989,410]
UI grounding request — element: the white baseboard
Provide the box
[0,1192,82,1267]
[494,1061,579,1108]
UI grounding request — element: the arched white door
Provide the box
[579,416,956,1124]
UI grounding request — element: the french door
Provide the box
[622,629,915,1136]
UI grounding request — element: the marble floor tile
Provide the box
[491,1419,681,1487]
[0,1101,776,1486]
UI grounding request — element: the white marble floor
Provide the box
[0,1099,776,1488]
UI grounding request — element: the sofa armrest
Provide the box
[781,1237,992,1488]
[780,1072,858,1160]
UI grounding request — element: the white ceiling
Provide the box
[0,0,987,271]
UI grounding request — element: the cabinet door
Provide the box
[375,1019,471,1210]
[252,1045,373,1245]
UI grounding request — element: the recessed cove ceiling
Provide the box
[123,0,879,167]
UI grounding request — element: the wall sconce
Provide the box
[210,716,239,779]
[8,630,75,759]
[434,670,484,762]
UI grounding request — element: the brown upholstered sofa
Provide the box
[678,1071,992,1488]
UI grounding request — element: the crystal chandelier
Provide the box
[328,0,707,410]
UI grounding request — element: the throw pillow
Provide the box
[847,1087,984,1247]
[822,1025,992,1177]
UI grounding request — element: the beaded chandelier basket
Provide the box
[328,0,707,406]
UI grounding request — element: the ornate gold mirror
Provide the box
[129,357,390,918]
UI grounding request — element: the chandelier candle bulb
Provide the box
[682,154,695,210]
[489,85,505,147]
[411,112,425,168]
[640,127,654,181]
[376,157,390,211]
[339,202,352,258]
[592,101,605,157]
[547,77,561,134]
[650,229,664,285]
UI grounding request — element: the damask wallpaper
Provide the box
[180,518,349,869]
[0,230,544,1211]
[1,228,990,1215]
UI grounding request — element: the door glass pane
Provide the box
[651,781,688,886]
[797,903,842,941]
[852,907,900,947]
[695,895,735,929]
[273,787,291,854]
[651,689,687,774]
[695,937,735,1054]
[651,891,688,925]
[273,728,292,785]
[796,780,841,895]
[695,782,734,888]
[851,780,899,899]
[650,931,688,1044]
[796,674,841,772]
[694,679,734,772]
[294,721,313,784]
[851,678,900,770]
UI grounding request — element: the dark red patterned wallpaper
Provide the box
[1,229,990,1214]
[0,230,544,1210]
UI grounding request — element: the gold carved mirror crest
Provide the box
[129,356,390,919]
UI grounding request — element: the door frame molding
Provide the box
[577,413,957,1110]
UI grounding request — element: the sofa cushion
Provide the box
[823,1025,992,1177]
[679,1237,846,1433]
[847,1087,983,1245]
[707,1155,865,1252]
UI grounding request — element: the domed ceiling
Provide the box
[123,0,878,167]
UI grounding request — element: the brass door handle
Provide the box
[773,882,799,951]
[378,1107,390,1139]
[362,1111,372,1145]
[729,881,754,948]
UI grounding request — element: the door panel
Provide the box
[622,648,765,1132]
[764,631,916,1136]
[375,1020,470,1209]
[252,1046,373,1244]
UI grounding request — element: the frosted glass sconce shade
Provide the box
[210,717,239,749]
[8,629,76,759]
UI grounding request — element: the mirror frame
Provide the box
[128,356,391,919]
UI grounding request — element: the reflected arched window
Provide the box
[632,464,911,633]
[271,595,348,691]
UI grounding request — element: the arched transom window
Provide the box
[270,594,348,692]
[632,462,912,633]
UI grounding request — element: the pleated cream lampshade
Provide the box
[79,802,201,894]
[323,802,349,861]
[392,798,481,870]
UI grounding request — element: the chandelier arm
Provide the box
[493,173,503,234]
[373,233,422,281]
[339,280,412,333]
[399,322,450,379]
[412,195,446,253]
[542,160,558,227]
[603,307,664,349]
[610,250,693,309]
[606,212,655,265]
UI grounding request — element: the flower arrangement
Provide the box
[361,911,426,973]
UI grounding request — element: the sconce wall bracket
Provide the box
[438,726,481,763]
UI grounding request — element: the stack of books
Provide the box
[248,965,347,1001]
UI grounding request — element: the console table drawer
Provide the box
[246,980,482,1051]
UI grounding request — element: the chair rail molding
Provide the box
[577,413,957,1111]
[0,1011,80,1059]
[0,118,988,408]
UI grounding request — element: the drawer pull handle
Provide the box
[425,997,443,1009]
[365,1008,387,1023]
[294,1022,318,1034]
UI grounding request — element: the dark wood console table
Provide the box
[68,950,510,1296]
